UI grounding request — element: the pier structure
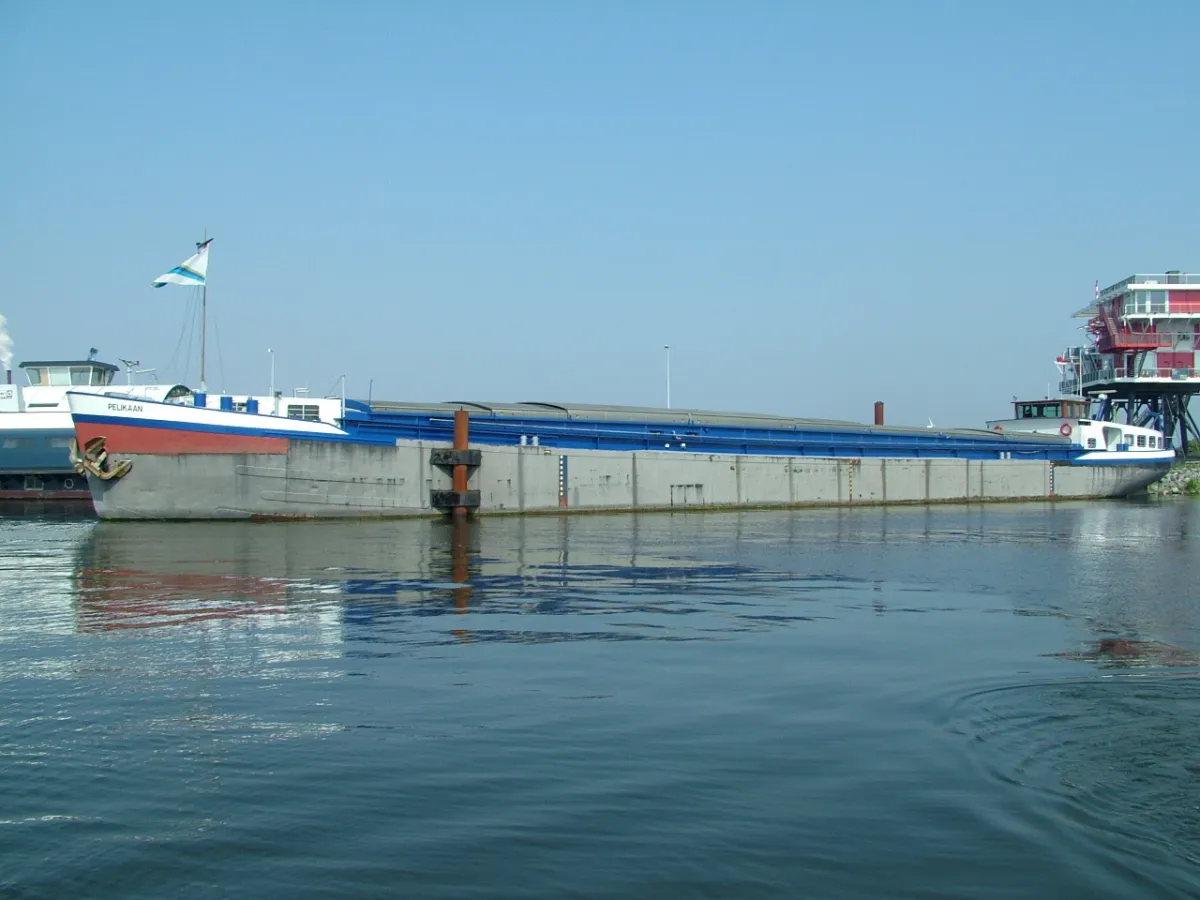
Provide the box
[1058,272,1200,454]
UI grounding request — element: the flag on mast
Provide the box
[153,238,212,288]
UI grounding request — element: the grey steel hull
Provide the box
[84,439,1172,520]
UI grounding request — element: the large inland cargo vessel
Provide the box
[65,389,1171,520]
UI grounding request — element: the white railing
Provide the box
[1128,273,1200,285]
[1074,367,1200,387]
[1123,298,1170,315]
[1094,273,1200,307]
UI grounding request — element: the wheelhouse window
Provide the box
[22,363,115,386]
[1017,402,1066,419]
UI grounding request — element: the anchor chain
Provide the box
[69,436,133,482]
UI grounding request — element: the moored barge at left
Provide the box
[0,357,189,506]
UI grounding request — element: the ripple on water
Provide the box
[944,665,1200,889]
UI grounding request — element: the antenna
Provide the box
[119,358,140,385]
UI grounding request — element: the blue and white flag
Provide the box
[153,238,212,288]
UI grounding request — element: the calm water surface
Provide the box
[2,501,1200,898]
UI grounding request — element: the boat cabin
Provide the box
[1012,399,1089,420]
[20,360,118,388]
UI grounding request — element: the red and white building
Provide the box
[1059,272,1200,452]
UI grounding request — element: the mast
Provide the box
[152,235,212,390]
[199,232,208,391]
[200,281,207,391]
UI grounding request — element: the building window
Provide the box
[286,404,321,421]
[1087,438,1097,449]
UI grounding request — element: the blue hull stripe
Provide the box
[1067,456,1173,467]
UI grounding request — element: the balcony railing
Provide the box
[1127,273,1200,286]
[1076,276,1200,317]
[1064,368,1200,393]
[1103,273,1200,296]
[1123,298,1170,315]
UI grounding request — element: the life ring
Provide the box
[1059,423,1073,437]
[63,477,75,490]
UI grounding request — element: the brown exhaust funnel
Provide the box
[874,401,884,426]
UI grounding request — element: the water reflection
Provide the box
[69,515,834,648]
[58,501,1200,654]
[1050,637,1200,670]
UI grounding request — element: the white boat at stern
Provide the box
[986,397,1175,466]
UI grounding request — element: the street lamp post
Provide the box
[664,345,671,409]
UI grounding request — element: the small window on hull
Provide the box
[1087,438,1097,449]
[286,404,321,421]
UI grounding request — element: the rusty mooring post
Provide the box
[874,401,885,426]
[453,410,469,519]
[428,410,481,514]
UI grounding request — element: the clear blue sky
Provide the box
[1,1,1197,427]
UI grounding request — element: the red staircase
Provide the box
[1092,306,1173,352]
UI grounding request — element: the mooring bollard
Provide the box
[429,409,481,514]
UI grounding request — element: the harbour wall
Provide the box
[87,438,1169,519]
